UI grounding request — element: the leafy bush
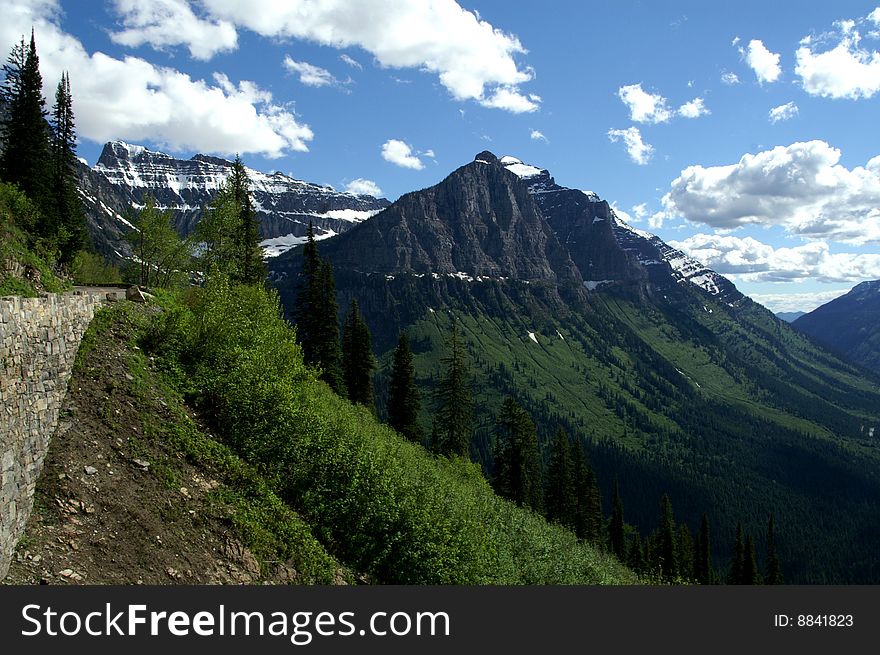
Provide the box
[143,281,635,584]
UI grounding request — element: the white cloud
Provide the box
[479,86,539,113]
[381,139,425,170]
[109,0,237,60]
[662,141,880,245]
[0,0,313,157]
[669,233,880,284]
[530,129,548,142]
[795,17,880,99]
[283,56,339,87]
[632,203,648,220]
[742,39,782,84]
[678,97,710,118]
[344,178,382,197]
[748,289,852,314]
[768,101,799,123]
[339,53,362,70]
[118,0,538,113]
[617,83,672,123]
[608,127,654,165]
[720,71,740,85]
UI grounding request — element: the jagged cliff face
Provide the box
[77,141,390,260]
[498,156,742,306]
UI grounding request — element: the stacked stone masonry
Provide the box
[0,292,104,580]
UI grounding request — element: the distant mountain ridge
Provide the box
[794,280,880,374]
[76,141,390,260]
[776,311,806,323]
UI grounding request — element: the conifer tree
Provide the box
[585,464,603,545]
[571,441,603,544]
[570,440,589,539]
[676,522,694,582]
[228,155,265,284]
[742,534,760,585]
[342,299,375,410]
[609,476,626,559]
[765,514,784,585]
[544,428,576,528]
[292,222,321,367]
[314,260,344,393]
[493,396,542,511]
[658,494,678,581]
[49,71,84,262]
[728,522,745,585]
[1,31,51,226]
[387,332,423,443]
[198,156,264,283]
[694,513,714,585]
[627,532,646,573]
[433,322,473,457]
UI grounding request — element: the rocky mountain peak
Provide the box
[79,141,390,261]
[474,150,499,164]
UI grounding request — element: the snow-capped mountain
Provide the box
[500,155,742,305]
[78,141,390,260]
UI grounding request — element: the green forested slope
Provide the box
[141,281,635,584]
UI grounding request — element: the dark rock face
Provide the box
[498,156,742,305]
[794,280,880,374]
[315,155,582,286]
[79,141,390,260]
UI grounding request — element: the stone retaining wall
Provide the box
[0,292,103,579]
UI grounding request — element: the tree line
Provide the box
[1,30,84,265]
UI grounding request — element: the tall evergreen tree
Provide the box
[765,514,784,585]
[433,322,473,457]
[694,513,714,585]
[292,222,321,367]
[198,156,263,283]
[658,494,678,581]
[571,441,603,544]
[493,396,542,511]
[728,522,745,585]
[609,476,626,560]
[742,534,760,585]
[387,332,423,443]
[1,31,51,225]
[544,428,576,528]
[627,532,646,573]
[49,71,84,262]
[227,155,265,284]
[314,260,344,393]
[676,522,694,582]
[342,299,375,410]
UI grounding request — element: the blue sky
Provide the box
[3,0,880,312]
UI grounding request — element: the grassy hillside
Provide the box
[137,280,635,584]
